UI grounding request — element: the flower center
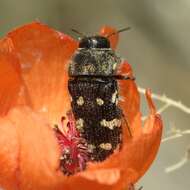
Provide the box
[54,111,88,176]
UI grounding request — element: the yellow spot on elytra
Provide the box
[99,143,112,150]
[111,90,118,104]
[100,118,121,130]
[96,98,104,106]
[113,63,117,70]
[77,96,84,106]
[76,118,84,131]
[88,144,96,153]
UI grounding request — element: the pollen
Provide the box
[77,96,84,106]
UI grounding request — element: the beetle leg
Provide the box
[128,184,143,190]
[121,112,133,137]
[114,75,135,81]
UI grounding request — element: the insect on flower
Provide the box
[54,27,137,175]
[0,22,163,190]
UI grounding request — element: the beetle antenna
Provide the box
[71,28,86,38]
[107,26,131,38]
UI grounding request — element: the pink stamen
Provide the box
[54,111,88,175]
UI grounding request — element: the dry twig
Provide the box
[138,87,190,173]
[138,87,190,115]
[165,146,190,173]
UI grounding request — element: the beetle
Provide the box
[68,28,134,162]
[54,27,135,175]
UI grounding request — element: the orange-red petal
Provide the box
[99,26,119,50]
[118,60,141,135]
[0,107,65,190]
[0,38,22,115]
[120,89,163,186]
[8,22,78,124]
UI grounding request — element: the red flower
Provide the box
[0,22,162,190]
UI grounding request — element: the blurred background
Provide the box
[0,0,189,189]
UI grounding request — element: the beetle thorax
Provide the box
[69,49,121,77]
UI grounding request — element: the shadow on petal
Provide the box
[0,38,23,115]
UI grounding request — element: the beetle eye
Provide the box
[95,37,110,48]
[79,38,91,48]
